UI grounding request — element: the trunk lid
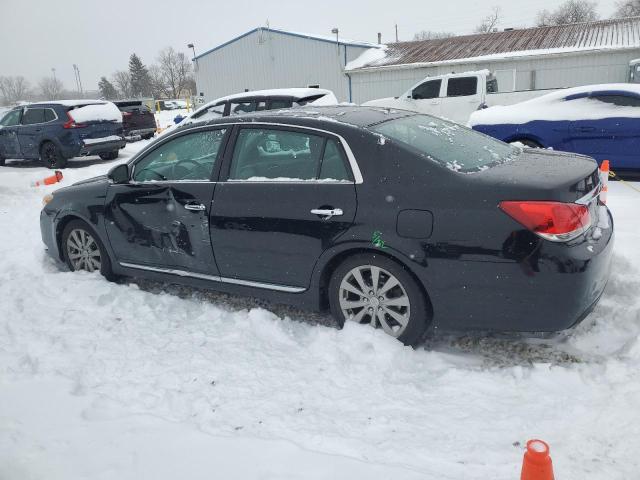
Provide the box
[67,102,123,140]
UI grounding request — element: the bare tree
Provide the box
[0,76,30,105]
[38,77,63,100]
[413,30,455,41]
[148,65,169,99]
[475,6,501,33]
[614,0,640,17]
[112,70,133,99]
[157,47,192,99]
[536,0,599,26]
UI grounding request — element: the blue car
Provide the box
[0,100,125,168]
[469,84,640,171]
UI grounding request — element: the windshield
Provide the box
[371,114,519,173]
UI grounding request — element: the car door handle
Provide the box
[184,203,206,211]
[311,208,343,219]
[575,126,596,132]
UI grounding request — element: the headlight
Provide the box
[42,193,54,206]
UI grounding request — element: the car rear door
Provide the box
[0,109,23,158]
[209,124,358,289]
[18,107,49,158]
[568,92,640,169]
[440,75,482,124]
[103,127,229,274]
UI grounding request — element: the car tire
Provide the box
[143,133,155,140]
[0,155,5,166]
[61,219,117,281]
[99,151,119,161]
[328,253,430,346]
[40,141,67,169]
[510,139,542,148]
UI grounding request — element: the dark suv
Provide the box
[114,100,156,140]
[0,100,125,168]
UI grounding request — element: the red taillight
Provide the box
[499,201,591,242]
[122,111,133,118]
[63,112,87,129]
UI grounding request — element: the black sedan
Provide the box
[40,107,613,345]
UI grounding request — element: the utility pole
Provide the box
[395,24,398,42]
[51,67,56,82]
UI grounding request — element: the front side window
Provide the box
[22,108,46,125]
[0,109,21,126]
[371,115,518,173]
[133,129,226,182]
[412,79,441,100]
[230,101,256,116]
[446,77,478,97]
[228,128,351,182]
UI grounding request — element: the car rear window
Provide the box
[371,114,519,173]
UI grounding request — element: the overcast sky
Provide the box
[0,0,620,91]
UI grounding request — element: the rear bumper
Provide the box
[425,208,614,333]
[79,138,126,156]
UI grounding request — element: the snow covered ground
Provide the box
[1,143,640,479]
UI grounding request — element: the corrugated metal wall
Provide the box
[348,49,640,104]
[194,30,368,103]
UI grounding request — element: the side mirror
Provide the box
[107,163,129,184]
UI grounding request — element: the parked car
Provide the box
[114,100,156,140]
[162,88,338,135]
[469,84,640,171]
[363,70,559,124]
[0,100,125,168]
[40,106,612,345]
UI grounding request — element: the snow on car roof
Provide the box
[214,88,335,103]
[31,99,107,107]
[469,83,640,126]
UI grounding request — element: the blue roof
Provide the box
[193,27,375,60]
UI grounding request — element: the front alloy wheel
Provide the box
[66,228,101,272]
[339,265,411,338]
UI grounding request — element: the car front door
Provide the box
[405,79,442,117]
[210,125,358,289]
[441,75,481,124]
[0,109,23,158]
[104,127,229,274]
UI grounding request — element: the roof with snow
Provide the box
[194,27,376,60]
[346,16,640,72]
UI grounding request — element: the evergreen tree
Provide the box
[128,53,152,98]
[98,76,118,99]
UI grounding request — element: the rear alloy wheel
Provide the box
[99,150,119,161]
[329,254,429,346]
[40,141,67,169]
[62,220,116,280]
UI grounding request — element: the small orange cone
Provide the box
[599,160,609,204]
[521,439,555,480]
[31,170,63,187]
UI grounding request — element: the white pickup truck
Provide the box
[363,70,559,124]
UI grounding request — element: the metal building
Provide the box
[192,28,375,103]
[346,17,640,104]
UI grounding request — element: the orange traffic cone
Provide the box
[521,439,555,480]
[599,160,609,204]
[31,170,63,187]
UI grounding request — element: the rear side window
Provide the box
[0,109,21,126]
[44,108,56,122]
[588,94,640,107]
[319,139,350,181]
[372,115,518,173]
[192,103,225,120]
[412,79,441,100]
[22,108,46,125]
[446,77,478,97]
[230,101,256,115]
[271,99,293,109]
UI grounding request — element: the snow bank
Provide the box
[68,101,122,123]
[0,144,640,479]
[470,83,640,126]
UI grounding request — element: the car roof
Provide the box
[191,105,416,130]
[215,88,333,103]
